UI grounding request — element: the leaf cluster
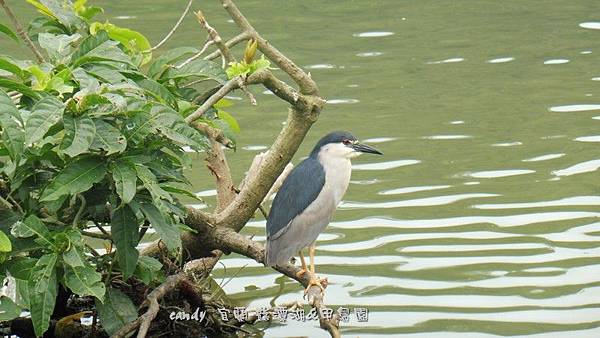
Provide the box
[0,0,239,336]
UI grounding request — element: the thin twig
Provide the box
[0,0,45,63]
[6,196,23,214]
[85,243,101,257]
[184,77,240,123]
[204,32,250,61]
[0,195,12,210]
[93,220,111,237]
[195,10,235,64]
[81,231,110,240]
[150,0,193,51]
[72,194,86,227]
[175,39,213,69]
[221,0,319,95]
[112,273,187,338]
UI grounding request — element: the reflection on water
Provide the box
[37,0,599,336]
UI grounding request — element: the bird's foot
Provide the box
[303,276,328,298]
[295,268,309,278]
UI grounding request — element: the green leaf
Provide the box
[64,266,105,301]
[0,78,42,99]
[217,110,240,133]
[0,296,22,321]
[138,201,181,250]
[96,288,137,336]
[123,110,154,143]
[0,230,12,252]
[71,40,134,67]
[38,32,81,63]
[0,56,27,79]
[11,215,55,249]
[90,22,151,64]
[0,90,24,163]
[40,156,107,201]
[111,159,137,204]
[91,119,127,155]
[148,46,198,79]
[133,256,162,284]
[61,115,96,157]
[27,0,85,29]
[136,78,178,108]
[0,23,18,43]
[71,30,109,62]
[25,97,64,145]
[111,205,139,279]
[163,59,227,84]
[151,105,207,149]
[62,245,87,267]
[134,165,173,203]
[28,253,58,337]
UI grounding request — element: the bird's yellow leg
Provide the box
[304,245,328,296]
[295,250,308,278]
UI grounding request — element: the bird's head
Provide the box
[310,131,383,159]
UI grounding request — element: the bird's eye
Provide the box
[342,139,352,145]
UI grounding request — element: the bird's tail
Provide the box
[264,239,276,266]
[264,238,289,267]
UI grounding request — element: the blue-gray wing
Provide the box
[266,158,326,239]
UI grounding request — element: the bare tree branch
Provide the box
[150,0,193,51]
[204,32,250,61]
[0,0,46,63]
[220,0,319,95]
[112,273,188,338]
[184,77,239,123]
[195,10,235,64]
[192,121,234,148]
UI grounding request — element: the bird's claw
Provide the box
[303,276,328,298]
[295,268,308,278]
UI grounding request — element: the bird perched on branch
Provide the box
[265,131,383,294]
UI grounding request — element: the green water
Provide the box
[6,0,600,337]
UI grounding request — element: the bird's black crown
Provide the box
[310,131,357,157]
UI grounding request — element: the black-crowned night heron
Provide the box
[265,131,382,293]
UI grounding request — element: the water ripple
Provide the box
[580,22,600,29]
[473,196,600,209]
[487,57,515,64]
[522,153,565,162]
[363,137,398,143]
[379,185,452,195]
[331,212,600,229]
[353,31,395,37]
[543,59,570,65]
[552,159,600,176]
[465,169,535,178]
[340,193,498,209]
[423,135,473,140]
[427,57,465,64]
[352,159,420,170]
[549,104,600,112]
[574,135,600,142]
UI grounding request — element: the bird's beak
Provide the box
[351,142,383,155]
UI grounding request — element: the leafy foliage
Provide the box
[0,0,238,336]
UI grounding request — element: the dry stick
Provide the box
[195,10,256,105]
[150,0,193,51]
[195,10,234,64]
[184,77,239,123]
[175,38,213,69]
[112,273,187,338]
[220,0,319,95]
[0,0,45,63]
[204,32,250,61]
